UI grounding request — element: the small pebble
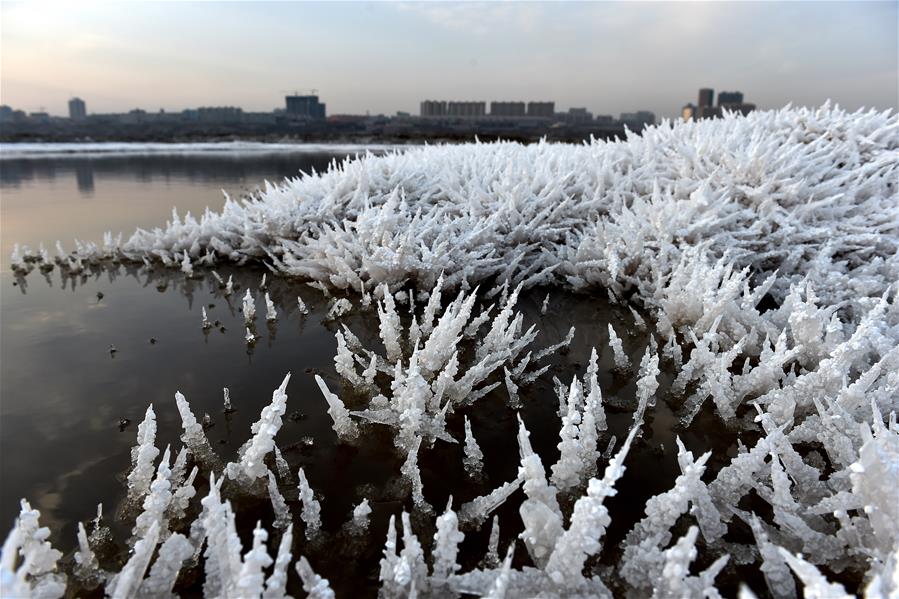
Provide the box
[208,303,215,308]
[108,344,118,354]
[96,292,104,300]
[149,337,157,344]
[118,418,131,431]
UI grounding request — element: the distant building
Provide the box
[196,106,243,123]
[594,115,615,125]
[619,111,655,129]
[717,91,755,115]
[688,88,756,119]
[717,91,744,106]
[447,101,485,117]
[0,105,12,122]
[561,107,593,124]
[68,97,87,120]
[728,103,756,116]
[327,114,369,124]
[490,101,526,117]
[285,95,326,119]
[527,101,554,117]
[420,100,447,117]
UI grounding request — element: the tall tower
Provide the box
[697,88,714,108]
[68,97,86,120]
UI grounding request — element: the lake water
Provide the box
[0,150,746,596]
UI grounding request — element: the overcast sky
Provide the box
[1,1,896,119]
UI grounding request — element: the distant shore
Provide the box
[0,125,629,147]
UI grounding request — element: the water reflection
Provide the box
[74,163,95,195]
[0,152,380,266]
[0,154,367,193]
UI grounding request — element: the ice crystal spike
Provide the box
[264,292,277,322]
[127,405,160,502]
[315,374,359,439]
[73,522,98,582]
[431,498,464,582]
[107,520,159,598]
[401,436,432,513]
[225,373,291,485]
[463,415,484,477]
[174,391,218,469]
[264,523,293,598]
[267,469,291,530]
[180,250,193,276]
[296,556,335,599]
[298,467,322,540]
[607,324,629,370]
[351,499,372,533]
[326,297,352,320]
[242,289,256,324]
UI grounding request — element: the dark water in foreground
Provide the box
[0,152,745,596]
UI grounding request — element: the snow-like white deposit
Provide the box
[4,105,899,597]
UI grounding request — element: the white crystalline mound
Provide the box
[88,104,896,313]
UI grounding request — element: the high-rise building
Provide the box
[285,95,326,119]
[420,100,447,117]
[717,91,744,106]
[689,88,756,119]
[447,101,486,117]
[490,101,526,117]
[527,102,555,117]
[619,111,656,129]
[562,107,593,124]
[68,97,86,120]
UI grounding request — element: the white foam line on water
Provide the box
[0,141,416,159]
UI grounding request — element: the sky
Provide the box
[1,1,896,119]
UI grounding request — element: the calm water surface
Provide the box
[0,151,746,596]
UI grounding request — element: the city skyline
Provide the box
[1,1,897,119]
